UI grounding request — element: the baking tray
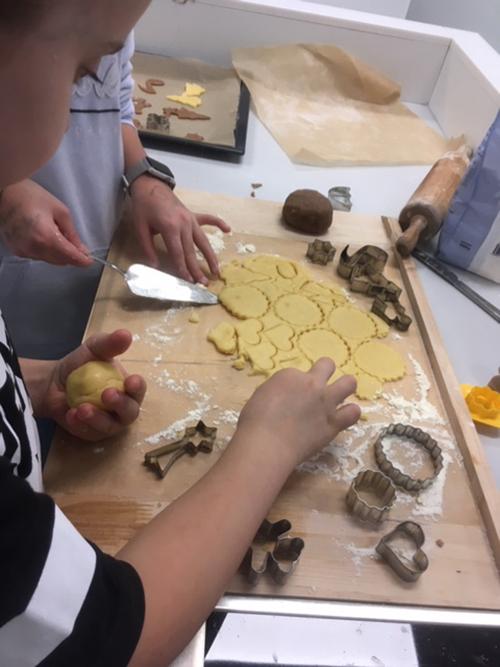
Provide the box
[133,52,250,160]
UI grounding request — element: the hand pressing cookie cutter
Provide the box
[346,469,396,524]
[144,420,217,479]
[306,239,336,265]
[376,521,429,582]
[372,297,412,332]
[374,423,443,492]
[240,519,305,585]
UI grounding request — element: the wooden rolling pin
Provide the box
[396,144,473,257]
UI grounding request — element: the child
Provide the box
[0,2,360,666]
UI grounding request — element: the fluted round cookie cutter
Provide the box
[346,469,397,524]
[374,423,443,492]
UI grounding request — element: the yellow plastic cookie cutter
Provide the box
[461,384,500,428]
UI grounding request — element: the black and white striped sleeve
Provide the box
[0,456,145,666]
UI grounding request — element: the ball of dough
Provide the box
[282,189,333,235]
[66,361,124,410]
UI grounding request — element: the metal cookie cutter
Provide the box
[306,239,336,265]
[346,469,396,524]
[240,519,305,586]
[374,423,443,492]
[338,245,412,330]
[328,186,352,212]
[372,297,412,332]
[376,521,429,582]
[144,420,217,479]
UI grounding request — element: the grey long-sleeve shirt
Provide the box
[0,33,136,359]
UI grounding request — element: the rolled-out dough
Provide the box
[208,255,407,400]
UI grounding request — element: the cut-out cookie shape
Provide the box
[239,340,276,375]
[235,319,263,345]
[264,323,295,351]
[207,322,237,355]
[219,285,269,319]
[354,341,406,381]
[274,294,323,328]
[273,349,312,373]
[328,306,377,342]
[298,329,348,366]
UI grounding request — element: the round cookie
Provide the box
[219,285,269,319]
[298,329,349,366]
[66,361,124,411]
[274,294,323,328]
[353,341,406,381]
[282,189,333,235]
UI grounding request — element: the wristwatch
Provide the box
[122,156,176,194]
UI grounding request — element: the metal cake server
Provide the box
[91,256,218,305]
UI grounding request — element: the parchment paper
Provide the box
[133,53,240,147]
[232,44,448,165]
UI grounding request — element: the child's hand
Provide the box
[235,358,360,469]
[39,329,146,441]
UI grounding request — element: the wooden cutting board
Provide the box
[45,188,500,611]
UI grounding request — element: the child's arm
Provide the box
[121,360,359,667]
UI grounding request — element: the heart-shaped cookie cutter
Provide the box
[346,469,396,524]
[376,520,429,582]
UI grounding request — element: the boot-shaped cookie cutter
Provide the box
[346,469,397,524]
[144,420,217,479]
[374,423,443,492]
[306,239,336,265]
[372,297,412,332]
[338,245,412,330]
[376,521,429,582]
[240,519,305,585]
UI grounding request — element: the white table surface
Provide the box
[146,104,500,486]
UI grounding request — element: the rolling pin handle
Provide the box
[396,215,428,257]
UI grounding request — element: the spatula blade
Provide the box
[125,264,218,305]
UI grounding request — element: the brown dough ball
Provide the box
[282,189,333,235]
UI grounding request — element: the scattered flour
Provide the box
[132,333,141,342]
[196,228,226,259]
[213,409,240,426]
[382,354,445,425]
[144,408,210,446]
[236,241,256,254]
[336,541,377,576]
[144,307,182,348]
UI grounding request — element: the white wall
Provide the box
[305,0,411,17]
[407,0,500,52]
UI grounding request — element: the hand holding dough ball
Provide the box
[66,361,125,411]
[282,189,333,235]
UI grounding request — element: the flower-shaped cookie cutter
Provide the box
[346,469,397,524]
[461,384,500,428]
[144,420,217,479]
[374,423,443,493]
[306,239,336,265]
[376,520,429,582]
[240,519,305,586]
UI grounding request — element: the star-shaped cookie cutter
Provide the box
[144,420,217,479]
[240,519,305,586]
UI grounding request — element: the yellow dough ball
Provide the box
[66,361,124,410]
